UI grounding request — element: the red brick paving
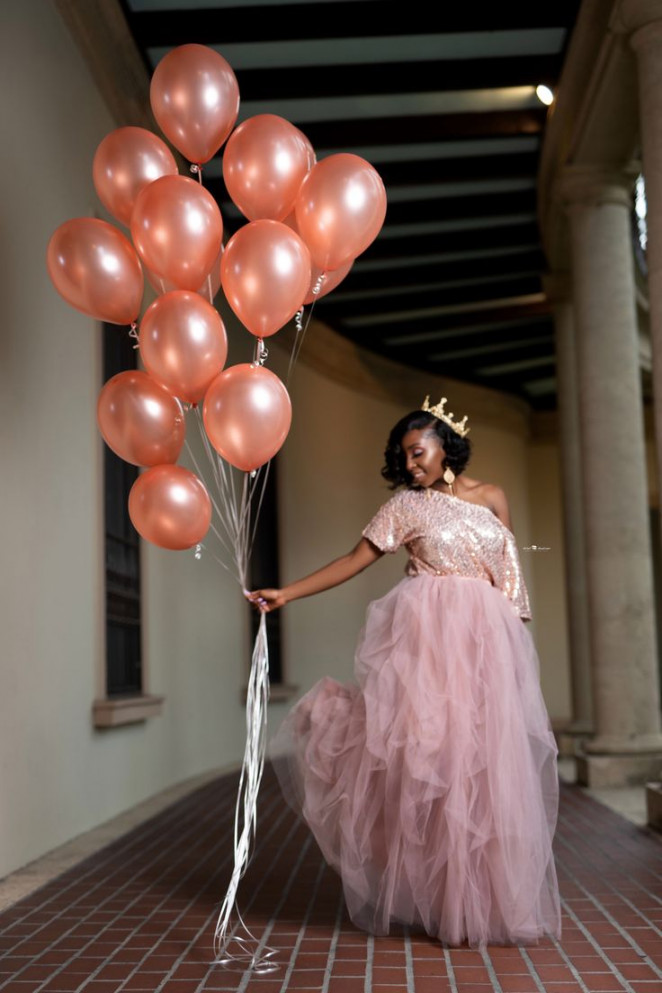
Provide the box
[0,769,661,992]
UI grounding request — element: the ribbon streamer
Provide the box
[213,611,278,971]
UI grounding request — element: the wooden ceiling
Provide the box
[120,0,583,410]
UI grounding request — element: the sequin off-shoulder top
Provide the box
[362,488,531,621]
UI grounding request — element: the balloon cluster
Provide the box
[46,43,387,554]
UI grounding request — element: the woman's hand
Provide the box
[245,588,288,613]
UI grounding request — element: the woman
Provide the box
[247,398,561,948]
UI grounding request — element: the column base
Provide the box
[575,746,662,787]
[555,721,594,759]
[647,782,662,832]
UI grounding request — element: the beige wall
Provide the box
[0,0,572,879]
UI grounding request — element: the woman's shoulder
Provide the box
[458,477,511,529]
[457,477,504,504]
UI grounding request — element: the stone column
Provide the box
[624,4,662,549]
[559,166,662,787]
[544,273,593,740]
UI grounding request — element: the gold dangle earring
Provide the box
[442,462,455,495]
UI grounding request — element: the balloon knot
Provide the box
[253,338,268,367]
[311,273,326,296]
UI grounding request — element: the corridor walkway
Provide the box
[0,768,660,993]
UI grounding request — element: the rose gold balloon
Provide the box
[203,364,292,471]
[150,44,240,164]
[223,114,314,221]
[140,291,228,404]
[297,128,316,171]
[131,175,223,291]
[282,211,353,303]
[97,370,185,466]
[129,464,212,550]
[145,240,223,301]
[93,127,178,227]
[47,218,144,325]
[221,220,311,337]
[295,153,387,271]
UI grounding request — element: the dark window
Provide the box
[248,459,282,684]
[103,324,142,696]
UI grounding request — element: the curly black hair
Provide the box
[381,410,472,489]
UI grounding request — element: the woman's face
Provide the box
[401,427,446,488]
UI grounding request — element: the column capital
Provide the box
[615,0,662,38]
[555,164,639,212]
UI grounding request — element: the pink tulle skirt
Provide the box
[270,574,561,948]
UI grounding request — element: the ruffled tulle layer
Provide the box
[270,574,561,948]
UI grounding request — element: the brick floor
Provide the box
[0,769,661,992]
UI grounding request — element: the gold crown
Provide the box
[421,396,470,437]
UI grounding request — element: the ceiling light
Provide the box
[536,85,554,106]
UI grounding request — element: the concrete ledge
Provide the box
[92,694,164,728]
[576,750,662,788]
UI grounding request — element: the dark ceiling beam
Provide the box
[362,222,542,261]
[377,191,538,226]
[344,300,552,343]
[297,110,547,148]
[229,57,562,101]
[128,5,579,46]
[317,250,548,295]
[329,277,543,320]
[365,154,541,186]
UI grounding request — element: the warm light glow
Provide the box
[536,85,554,107]
[190,317,207,343]
[203,84,219,109]
[99,250,121,274]
[274,246,294,276]
[345,180,367,211]
[186,205,206,234]
[252,386,271,411]
[274,150,292,175]
[170,484,189,505]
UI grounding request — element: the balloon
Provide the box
[92,127,178,227]
[131,175,223,291]
[145,240,224,301]
[203,364,292,471]
[221,220,311,337]
[223,114,314,221]
[297,128,316,171]
[140,291,228,404]
[282,211,353,303]
[47,218,143,325]
[97,370,185,466]
[150,43,240,164]
[295,153,387,271]
[129,464,212,550]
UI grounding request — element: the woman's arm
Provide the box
[246,537,384,613]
